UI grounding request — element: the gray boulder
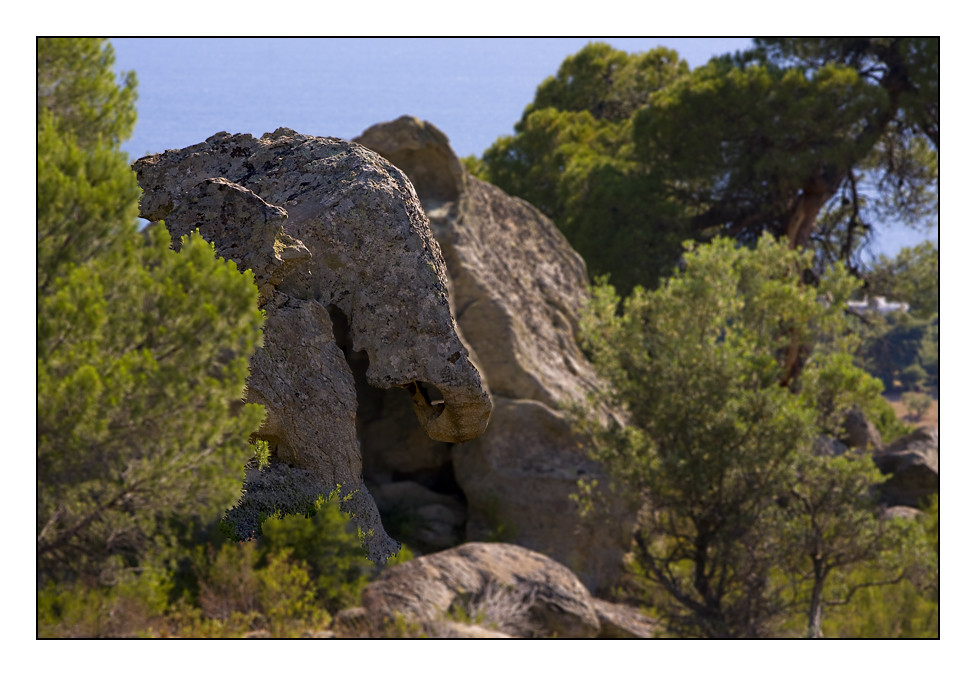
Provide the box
[841,406,883,452]
[368,481,467,553]
[332,542,657,639]
[592,598,660,639]
[358,116,601,408]
[873,426,939,508]
[337,542,601,638]
[133,129,492,563]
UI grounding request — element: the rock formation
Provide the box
[840,407,883,452]
[354,117,632,591]
[132,129,492,563]
[873,426,939,508]
[330,542,657,638]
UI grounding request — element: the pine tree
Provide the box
[37,38,266,584]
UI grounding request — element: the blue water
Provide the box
[110,37,935,257]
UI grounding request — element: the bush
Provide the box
[37,567,172,638]
[258,494,414,614]
[899,364,928,392]
[902,391,934,422]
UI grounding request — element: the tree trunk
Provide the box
[807,562,828,638]
[783,187,829,250]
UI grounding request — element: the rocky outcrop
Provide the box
[841,407,883,452]
[355,117,632,591]
[449,397,629,587]
[331,542,656,638]
[873,426,939,508]
[592,598,659,639]
[358,117,600,408]
[132,129,492,563]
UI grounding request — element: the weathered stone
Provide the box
[368,481,467,553]
[813,435,849,458]
[357,384,453,483]
[331,607,371,638]
[356,117,601,410]
[357,116,466,204]
[591,598,659,639]
[355,117,633,592]
[432,622,512,639]
[133,129,492,563]
[881,505,922,521]
[873,426,939,508]
[451,397,631,590]
[348,542,602,638]
[841,406,883,452]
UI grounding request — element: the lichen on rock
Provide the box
[133,128,492,563]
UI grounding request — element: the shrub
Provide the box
[902,391,934,422]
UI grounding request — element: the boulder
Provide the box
[881,505,923,521]
[813,435,849,458]
[450,398,631,589]
[591,598,659,639]
[355,117,633,592]
[841,407,883,452]
[132,129,493,563]
[368,481,467,553]
[358,116,601,409]
[337,542,603,638]
[873,426,939,508]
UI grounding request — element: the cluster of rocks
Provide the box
[816,407,938,514]
[133,117,634,592]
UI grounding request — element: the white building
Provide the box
[847,296,910,315]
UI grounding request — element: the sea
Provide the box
[109,37,936,258]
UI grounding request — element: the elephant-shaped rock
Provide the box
[133,128,491,563]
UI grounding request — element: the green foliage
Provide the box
[38,566,173,638]
[192,541,327,638]
[902,391,934,421]
[870,396,915,444]
[37,109,142,294]
[777,453,924,637]
[820,498,938,638]
[37,37,267,588]
[37,38,139,292]
[460,154,487,178]
[854,241,938,394]
[481,42,689,293]
[528,41,690,122]
[575,235,933,637]
[857,313,938,395]
[37,38,137,150]
[479,39,938,293]
[259,494,414,614]
[37,225,267,581]
[634,58,887,250]
[864,241,938,319]
[37,493,412,637]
